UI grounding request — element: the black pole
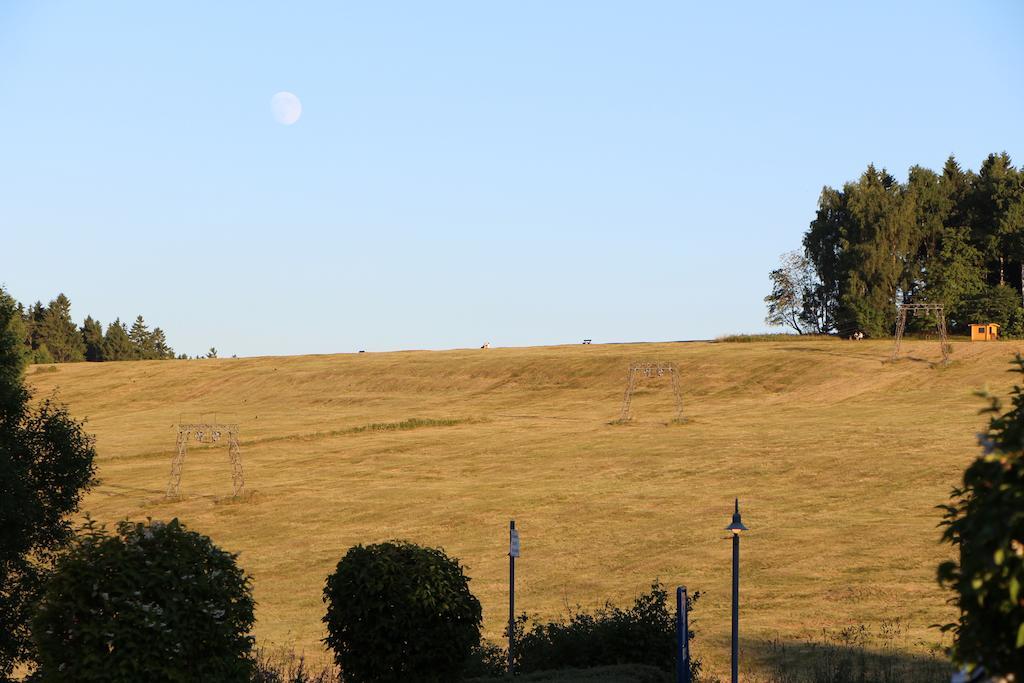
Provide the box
[676,586,690,683]
[509,520,515,675]
[731,529,739,683]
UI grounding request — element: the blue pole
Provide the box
[676,586,691,683]
[509,520,515,675]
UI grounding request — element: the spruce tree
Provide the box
[128,315,155,360]
[38,294,85,363]
[103,319,133,361]
[80,316,105,362]
[151,327,173,359]
[26,302,45,356]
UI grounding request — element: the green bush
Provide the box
[32,518,255,682]
[938,355,1024,676]
[510,581,701,679]
[0,288,96,678]
[322,541,483,682]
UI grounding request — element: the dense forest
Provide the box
[0,288,195,363]
[767,152,1024,337]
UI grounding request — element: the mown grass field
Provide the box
[26,339,1020,676]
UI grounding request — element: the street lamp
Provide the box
[725,498,748,683]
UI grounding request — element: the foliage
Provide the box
[785,153,1024,338]
[937,355,1024,677]
[80,316,104,362]
[36,294,85,362]
[322,540,483,683]
[507,582,701,680]
[954,285,1024,337]
[765,251,837,335]
[3,291,179,363]
[32,517,255,682]
[0,288,97,679]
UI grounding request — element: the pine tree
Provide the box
[80,316,105,362]
[38,294,85,362]
[103,319,133,361]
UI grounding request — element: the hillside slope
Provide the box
[27,339,1022,671]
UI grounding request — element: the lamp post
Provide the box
[725,498,748,683]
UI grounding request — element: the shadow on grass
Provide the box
[738,622,951,683]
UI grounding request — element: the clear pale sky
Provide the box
[2,2,1022,357]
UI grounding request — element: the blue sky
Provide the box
[2,2,1022,356]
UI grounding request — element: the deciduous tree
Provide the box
[0,288,96,677]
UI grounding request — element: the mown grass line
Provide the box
[245,417,485,446]
[105,417,485,461]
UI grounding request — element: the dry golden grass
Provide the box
[26,339,1021,674]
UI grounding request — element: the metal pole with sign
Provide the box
[676,586,691,683]
[509,520,520,674]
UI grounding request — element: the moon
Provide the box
[271,92,302,125]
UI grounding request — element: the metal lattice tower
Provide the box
[165,422,244,498]
[891,303,950,364]
[619,362,684,422]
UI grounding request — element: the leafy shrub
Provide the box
[322,541,483,682]
[938,355,1024,677]
[32,518,255,682]
[0,290,96,678]
[510,581,701,679]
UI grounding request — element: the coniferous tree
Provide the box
[0,292,32,367]
[128,315,155,360]
[971,153,1021,287]
[80,316,105,362]
[103,319,133,361]
[26,302,45,358]
[37,294,85,363]
[151,327,173,359]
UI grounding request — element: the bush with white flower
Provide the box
[31,517,255,682]
[939,355,1024,678]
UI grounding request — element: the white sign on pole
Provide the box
[509,529,521,558]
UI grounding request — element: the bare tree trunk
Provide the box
[1000,255,1005,285]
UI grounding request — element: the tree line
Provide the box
[766,152,1024,337]
[0,288,213,363]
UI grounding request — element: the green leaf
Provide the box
[1017,622,1024,648]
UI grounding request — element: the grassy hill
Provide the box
[26,338,1020,675]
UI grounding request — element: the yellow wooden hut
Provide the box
[970,323,1000,341]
